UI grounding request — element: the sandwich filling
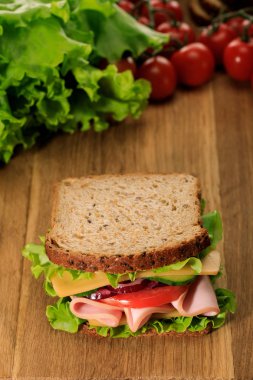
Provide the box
[22,210,236,337]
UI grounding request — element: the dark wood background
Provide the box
[0,8,253,380]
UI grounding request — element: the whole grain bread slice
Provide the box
[46,174,210,273]
[80,323,212,337]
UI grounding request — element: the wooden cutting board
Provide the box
[0,73,252,380]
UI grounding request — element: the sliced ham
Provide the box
[171,276,220,317]
[70,297,122,327]
[69,276,220,332]
[124,305,176,332]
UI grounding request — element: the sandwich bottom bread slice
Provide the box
[22,174,236,337]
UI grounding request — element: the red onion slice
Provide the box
[87,279,161,300]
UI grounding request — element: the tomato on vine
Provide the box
[138,56,177,100]
[240,19,253,38]
[171,43,215,86]
[225,17,245,36]
[198,24,237,65]
[156,21,196,51]
[116,57,137,77]
[223,37,253,81]
[118,0,134,13]
[141,0,183,27]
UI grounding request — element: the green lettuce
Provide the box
[153,256,202,274]
[106,271,137,287]
[46,298,85,333]
[0,0,167,163]
[201,210,223,257]
[22,237,94,296]
[46,288,236,334]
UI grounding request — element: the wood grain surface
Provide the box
[0,74,252,379]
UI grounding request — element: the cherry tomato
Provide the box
[171,42,215,86]
[118,0,134,13]
[137,56,177,100]
[166,0,183,22]
[251,72,253,89]
[156,21,196,50]
[198,23,237,65]
[141,0,183,27]
[116,57,137,77]
[223,37,253,81]
[240,20,253,38]
[138,16,150,26]
[226,17,244,36]
[100,285,188,308]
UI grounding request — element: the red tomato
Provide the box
[166,0,183,22]
[226,17,244,36]
[171,42,215,86]
[100,285,188,308]
[240,20,253,38]
[118,0,134,13]
[141,0,183,27]
[137,56,177,100]
[156,21,196,49]
[198,23,237,65]
[116,57,137,77]
[251,72,253,89]
[223,38,253,81]
[138,16,150,26]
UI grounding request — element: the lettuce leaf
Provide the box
[153,257,202,274]
[46,298,85,333]
[46,288,236,334]
[0,0,167,163]
[106,271,137,287]
[22,237,93,296]
[201,210,223,257]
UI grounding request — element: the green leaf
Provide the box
[106,273,121,288]
[128,272,137,281]
[22,237,93,296]
[201,210,223,257]
[0,0,166,164]
[46,298,84,333]
[153,257,202,274]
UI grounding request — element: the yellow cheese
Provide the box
[51,250,221,297]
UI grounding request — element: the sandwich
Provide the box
[22,174,236,337]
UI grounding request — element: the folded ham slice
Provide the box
[70,298,123,327]
[171,276,220,317]
[69,276,219,332]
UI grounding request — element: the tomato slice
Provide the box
[99,285,188,308]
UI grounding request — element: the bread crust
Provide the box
[46,231,210,273]
[46,173,210,273]
[80,323,212,337]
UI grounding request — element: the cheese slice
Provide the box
[51,250,221,297]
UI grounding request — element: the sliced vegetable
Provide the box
[100,284,188,308]
[147,274,196,285]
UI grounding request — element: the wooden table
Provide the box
[1,71,252,379]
